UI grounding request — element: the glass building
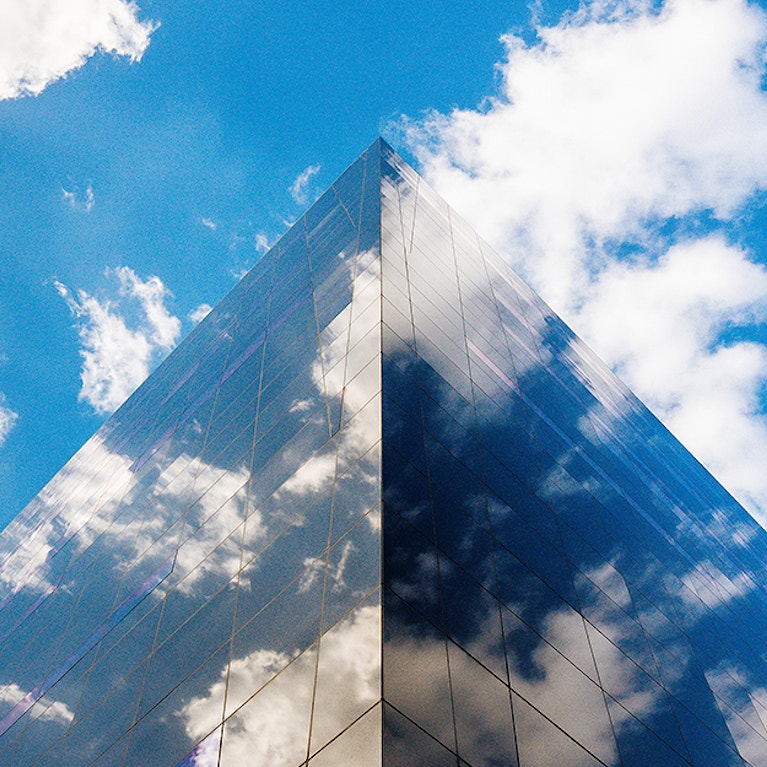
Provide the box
[1,139,767,766]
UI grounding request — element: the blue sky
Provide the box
[2,0,767,531]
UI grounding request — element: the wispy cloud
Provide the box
[0,0,157,100]
[402,0,767,523]
[62,184,95,213]
[289,164,320,205]
[255,233,270,252]
[0,396,18,448]
[201,217,217,231]
[56,266,181,415]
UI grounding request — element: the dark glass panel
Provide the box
[382,444,432,541]
[383,512,442,628]
[382,589,456,753]
[606,693,691,766]
[670,698,746,767]
[438,555,506,682]
[58,659,150,767]
[447,642,517,767]
[383,703,457,767]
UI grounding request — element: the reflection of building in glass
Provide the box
[1,139,767,766]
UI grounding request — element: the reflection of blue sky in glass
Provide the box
[0,555,172,739]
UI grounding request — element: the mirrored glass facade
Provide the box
[2,139,767,766]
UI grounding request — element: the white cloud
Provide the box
[115,265,180,349]
[189,303,212,324]
[403,0,767,523]
[201,218,217,231]
[62,184,95,212]
[56,266,181,415]
[575,237,767,516]
[405,0,767,306]
[0,397,18,447]
[255,233,270,253]
[0,0,157,100]
[289,164,321,206]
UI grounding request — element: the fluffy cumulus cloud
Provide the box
[403,0,767,523]
[56,266,181,415]
[0,0,156,100]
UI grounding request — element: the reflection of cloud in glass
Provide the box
[156,458,255,593]
[508,600,652,765]
[564,335,635,421]
[385,629,511,763]
[0,683,73,728]
[310,704,381,767]
[705,662,767,767]
[0,435,137,596]
[180,604,380,766]
[387,562,681,767]
[173,727,221,767]
[299,539,355,594]
[680,560,755,612]
[278,249,380,528]
[0,434,260,605]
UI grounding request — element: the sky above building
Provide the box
[1,0,767,532]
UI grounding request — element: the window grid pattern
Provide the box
[0,144,383,767]
[380,142,767,767]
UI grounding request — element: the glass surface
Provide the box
[383,702,458,767]
[379,137,767,767]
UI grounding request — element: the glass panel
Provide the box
[219,643,315,767]
[310,593,381,754]
[447,642,517,767]
[310,703,382,767]
[513,693,606,767]
[382,589,456,753]
[383,702,457,767]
